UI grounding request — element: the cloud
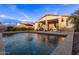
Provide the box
[18,12,29,19]
[0,15,16,19]
[43,6,61,14]
[0,5,33,23]
[0,14,34,23]
[9,5,30,20]
[43,4,78,15]
[17,19,34,22]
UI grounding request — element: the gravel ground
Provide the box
[72,32,79,55]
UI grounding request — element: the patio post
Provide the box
[45,20,49,31]
[58,18,61,30]
[35,22,39,30]
[64,18,67,27]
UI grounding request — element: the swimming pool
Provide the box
[3,33,65,55]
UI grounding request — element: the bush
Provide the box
[14,27,21,31]
[7,26,34,31]
[21,27,27,31]
[7,26,16,31]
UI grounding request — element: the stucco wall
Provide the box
[16,24,33,29]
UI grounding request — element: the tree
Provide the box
[72,9,79,15]
[0,22,2,24]
[70,9,79,30]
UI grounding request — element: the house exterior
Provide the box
[34,14,74,31]
[0,24,7,32]
[16,23,34,30]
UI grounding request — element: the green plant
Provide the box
[7,26,15,31]
[67,9,79,30]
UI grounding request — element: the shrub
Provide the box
[7,26,34,31]
[7,26,16,31]
[21,27,27,31]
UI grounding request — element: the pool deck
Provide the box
[0,33,5,55]
[51,30,74,55]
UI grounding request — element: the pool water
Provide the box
[3,33,65,55]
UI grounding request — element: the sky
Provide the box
[0,4,79,25]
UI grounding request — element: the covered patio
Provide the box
[34,14,71,31]
[37,19,58,31]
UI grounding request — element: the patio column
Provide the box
[58,18,61,30]
[64,18,67,27]
[35,22,39,30]
[45,20,49,30]
[58,17,67,30]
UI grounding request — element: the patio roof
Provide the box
[35,14,72,23]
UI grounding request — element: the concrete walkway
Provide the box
[51,30,74,55]
[0,33,5,55]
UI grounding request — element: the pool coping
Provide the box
[2,31,67,37]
